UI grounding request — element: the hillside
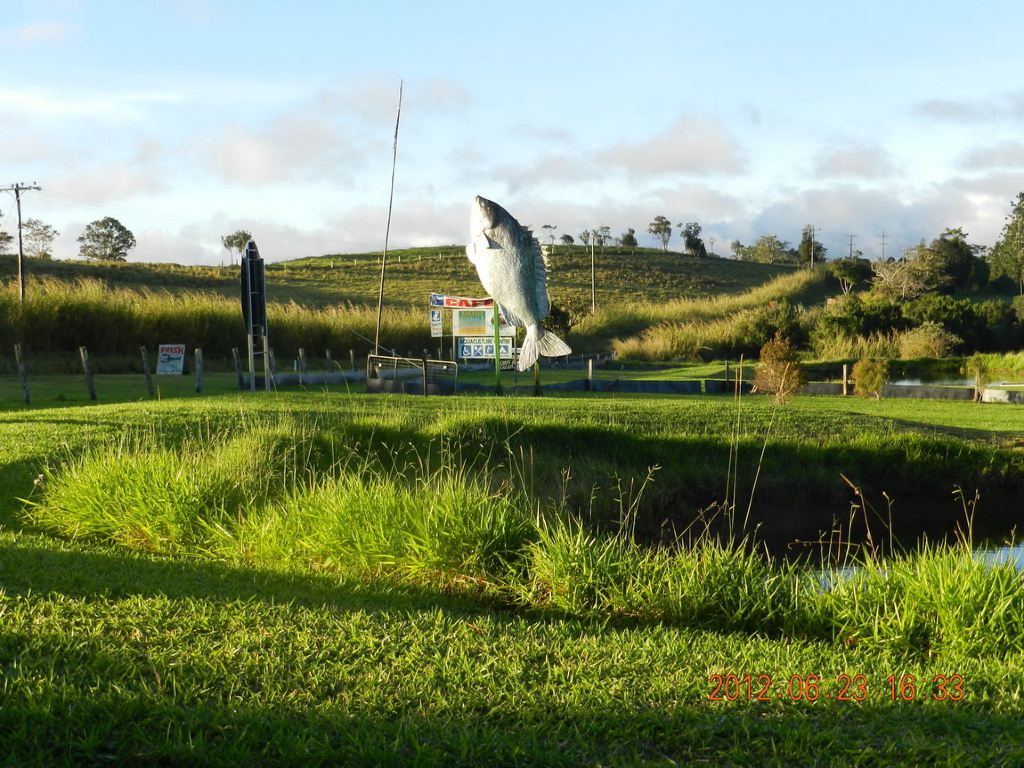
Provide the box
[0,246,798,311]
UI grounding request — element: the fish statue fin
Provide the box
[517,326,572,372]
[499,305,527,327]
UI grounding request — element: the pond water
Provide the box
[978,543,1024,569]
[889,378,974,387]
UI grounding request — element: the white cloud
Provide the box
[959,141,1024,170]
[0,21,74,45]
[914,90,1024,124]
[0,87,184,121]
[597,115,747,178]
[812,142,898,179]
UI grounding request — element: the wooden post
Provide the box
[194,348,204,393]
[725,360,730,384]
[268,347,277,374]
[533,360,542,397]
[232,347,244,390]
[247,333,256,393]
[842,363,849,397]
[79,346,96,401]
[298,347,307,384]
[14,343,29,405]
[325,349,333,370]
[350,349,356,372]
[421,352,429,396]
[586,357,593,392]
[140,345,154,397]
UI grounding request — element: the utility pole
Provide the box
[848,234,855,259]
[809,225,817,269]
[2,182,41,303]
[880,231,887,262]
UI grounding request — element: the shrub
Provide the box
[754,334,806,403]
[897,322,962,358]
[852,358,888,398]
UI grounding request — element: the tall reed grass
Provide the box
[608,270,826,361]
[0,277,429,360]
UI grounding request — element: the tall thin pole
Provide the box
[15,187,24,303]
[374,81,403,354]
[590,237,596,312]
[2,182,40,304]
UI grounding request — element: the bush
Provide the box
[1014,295,1024,323]
[897,322,962,358]
[974,299,1023,351]
[754,334,806,403]
[853,358,888,398]
[903,294,980,349]
[733,299,806,352]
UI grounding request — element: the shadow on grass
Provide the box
[1,653,1021,766]
[0,534,490,619]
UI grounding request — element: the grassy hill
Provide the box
[1,246,798,310]
[0,248,822,371]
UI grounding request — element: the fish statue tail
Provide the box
[518,325,572,372]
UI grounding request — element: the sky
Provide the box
[3,0,1024,265]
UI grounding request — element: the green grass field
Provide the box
[2,390,1024,764]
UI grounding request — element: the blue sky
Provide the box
[3,0,1024,263]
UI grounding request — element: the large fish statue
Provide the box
[466,196,572,372]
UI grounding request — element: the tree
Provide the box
[620,227,637,255]
[990,193,1024,295]
[0,231,13,256]
[679,222,707,257]
[927,227,986,292]
[578,229,592,246]
[870,245,950,301]
[78,217,136,261]
[648,216,672,252]
[560,233,574,247]
[23,218,59,260]
[730,239,746,260]
[221,230,253,263]
[828,256,873,294]
[595,225,612,253]
[541,224,558,246]
[739,234,790,264]
[754,334,806,404]
[798,225,826,266]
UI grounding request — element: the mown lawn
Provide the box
[2,392,1024,765]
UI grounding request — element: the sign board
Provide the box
[430,309,443,337]
[156,344,186,375]
[430,292,493,308]
[240,241,267,334]
[453,308,489,336]
[458,336,515,360]
[453,308,516,337]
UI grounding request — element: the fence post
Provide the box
[533,361,542,397]
[268,347,277,374]
[842,363,849,397]
[140,345,155,397]
[232,347,244,390]
[79,346,96,401]
[586,357,593,392]
[14,343,29,405]
[350,349,356,372]
[194,348,204,393]
[325,349,333,371]
[298,347,307,384]
[421,352,429,396]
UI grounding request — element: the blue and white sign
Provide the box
[458,336,515,360]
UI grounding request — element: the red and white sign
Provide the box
[156,344,186,375]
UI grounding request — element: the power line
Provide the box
[1,182,41,303]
